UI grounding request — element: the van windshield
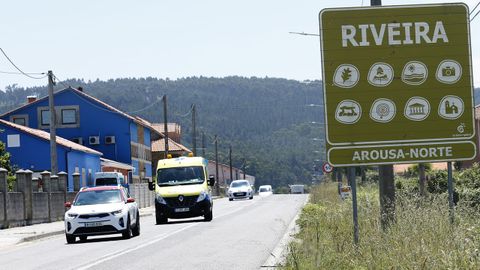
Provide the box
[157,166,205,186]
[96,178,119,186]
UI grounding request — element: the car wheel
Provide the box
[204,209,213,222]
[229,198,233,201]
[249,195,253,200]
[79,236,87,242]
[132,212,140,236]
[122,216,132,239]
[66,234,76,244]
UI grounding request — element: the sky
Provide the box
[1,0,479,90]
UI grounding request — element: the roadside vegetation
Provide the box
[284,165,480,269]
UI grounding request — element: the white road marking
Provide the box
[75,200,256,270]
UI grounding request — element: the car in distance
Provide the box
[228,180,254,201]
[290,184,305,194]
[258,185,273,196]
[64,186,140,244]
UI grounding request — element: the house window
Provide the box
[13,117,26,126]
[38,105,79,128]
[41,110,50,126]
[7,134,20,147]
[10,114,29,127]
[62,109,77,124]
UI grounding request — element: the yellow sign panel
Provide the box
[319,3,476,166]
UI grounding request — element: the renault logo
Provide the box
[178,195,184,202]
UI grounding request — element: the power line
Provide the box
[172,106,193,118]
[471,1,480,15]
[0,48,46,80]
[0,70,46,76]
[289,31,319,37]
[127,96,164,114]
[52,74,70,89]
[472,9,480,22]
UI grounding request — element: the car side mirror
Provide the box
[148,179,155,191]
[207,175,215,187]
[64,202,72,208]
[126,197,135,203]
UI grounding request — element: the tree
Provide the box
[0,141,12,171]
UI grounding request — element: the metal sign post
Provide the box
[447,161,454,223]
[348,167,359,245]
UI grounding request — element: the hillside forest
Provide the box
[0,77,327,189]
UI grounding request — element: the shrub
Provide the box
[283,183,480,269]
[426,169,448,193]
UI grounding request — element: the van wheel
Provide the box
[66,234,75,244]
[249,196,253,200]
[229,198,233,201]
[155,203,168,224]
[79,236,87,242]
[204,209,213,222]
[156,215,168,224]
[132,213,140,236]
[122,217,132,239]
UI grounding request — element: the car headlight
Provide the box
[228,190,233,194]
[67,213,78,218]
[197,191,208,202]
[156,194,167,204]
[111,209,123,215]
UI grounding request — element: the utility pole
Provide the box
[370,0,395,230]
[163,95,169,158]
[229,145,233,183]
[201,131,205,157]
[214,135,219,195]
[47,71,58,174]
[242,159,246,179]
[191,104,197,156]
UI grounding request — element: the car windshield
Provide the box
[231,181,249,188]
[74,190,123,205]
[259,187,268,192]
[95,178,118,185]
[157,166,205,186]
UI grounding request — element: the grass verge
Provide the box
[283,182,480,269]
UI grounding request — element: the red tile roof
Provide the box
[0,119,102,155]
[152,123,181,133]
[100,158,134,170]
[151,138,191,153]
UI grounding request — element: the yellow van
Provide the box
[148,156,215,224]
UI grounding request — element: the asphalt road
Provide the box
[0,194,307,270]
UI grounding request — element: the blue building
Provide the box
[0,119,101,189]
[0,87,161,182]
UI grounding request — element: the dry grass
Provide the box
[283,182,480,269]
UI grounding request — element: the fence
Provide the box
[0,168,153,229]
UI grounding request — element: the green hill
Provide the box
[0,77,326,189]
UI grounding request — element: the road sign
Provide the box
[322,162,333,173]
[319,3,476,166]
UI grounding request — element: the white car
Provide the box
[258,185,273,196]
[228,180,254,201]
[64,186,140,244]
